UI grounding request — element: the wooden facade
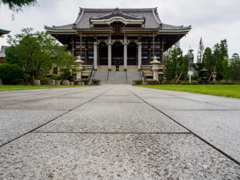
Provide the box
[45,7,191,72]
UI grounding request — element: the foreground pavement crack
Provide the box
[0,87,113,148]
[126,87,240,166]
[32,132,191,135]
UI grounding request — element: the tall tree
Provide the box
[1,0,37,12]
[5,28,75,79]
[196,38,204,70]
[202,47,213,72]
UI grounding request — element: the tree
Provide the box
[1,0,37,12]
[232,53,239,62]
[5,28,75,80]
[202,47,213,77]
[164,42,183,82]
[196,38,204,70]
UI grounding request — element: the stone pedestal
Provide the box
[33,80,41,86]
[55,81,61,85]
[62,80,69,85]
[75,56,84,81]
[48,80,55,85]
[150,55,160,81]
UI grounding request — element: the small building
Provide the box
[45,7,191,82]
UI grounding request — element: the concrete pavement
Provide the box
[0,85,240,179]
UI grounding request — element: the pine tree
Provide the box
[196,38,204,70]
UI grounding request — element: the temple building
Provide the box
[45,7,191,83]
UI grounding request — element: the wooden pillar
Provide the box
[85,39,88,65]
[94,41,98,71]
[108,36,112,71]
[148,39,151,63]
[138,42,142,71]
[123,35,128,71]
[160,40,165,64]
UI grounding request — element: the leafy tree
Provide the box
[222,59,232,81]
[164,42,183,82]
[1,0,37,12]
[202,47,213,72]
[5,28,75,80]
[231,61,240,81]
[232,53,239,62]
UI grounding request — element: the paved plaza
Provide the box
[0,85,240,179]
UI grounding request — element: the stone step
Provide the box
[108,71,127,84]
[126,72,142,84]
[93,71,108,84]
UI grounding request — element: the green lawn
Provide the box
[0,85,93,91]
[136,85,240,98]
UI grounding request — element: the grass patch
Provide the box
[0,85,94,91]
[136,85,240,99]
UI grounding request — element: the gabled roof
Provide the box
[45,7,191,33]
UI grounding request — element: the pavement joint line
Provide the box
[31,132,191,135]
[126,86,240,166]
[0,87,114,148]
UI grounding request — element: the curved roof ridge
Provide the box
[152,7,161,25]
[161,23,191,29]
[74,8,85,25]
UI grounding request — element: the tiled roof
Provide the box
[45,7,191,32]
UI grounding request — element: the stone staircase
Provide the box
[108,71,127,84]
[93,72,108,84]
[93,71,142,84]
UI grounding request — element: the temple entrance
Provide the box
[99,42,108,65]
[112,42,123,66]
[128,42,137,65]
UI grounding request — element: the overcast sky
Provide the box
[1,0,240,60]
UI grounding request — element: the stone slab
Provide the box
[162,110,240,162]
[0,133,240,179]
[0,110,66,146]
[35,102,188,133]
[2,97,92,110]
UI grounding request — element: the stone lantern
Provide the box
[150,55,160,81]
[212,67,217,82]
[74,56,84,81]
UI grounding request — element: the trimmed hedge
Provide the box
[92,79,100,85]
[146,80,159,85]
[133,80,143,85]
[0,64,24,85]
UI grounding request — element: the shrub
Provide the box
[49,75,61,80]
[191,81,198,85]
[0,64,24,85]
[133,80,143,85]
[181,81,190,85]
[92,79,100,85]
[11,78,24,85]
[146,80,159,85]
[38,77,49,84]
[220,81,236,85]
[80,78,89,85]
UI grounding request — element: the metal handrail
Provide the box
[140,70,147,84]
[87,64,94,85]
